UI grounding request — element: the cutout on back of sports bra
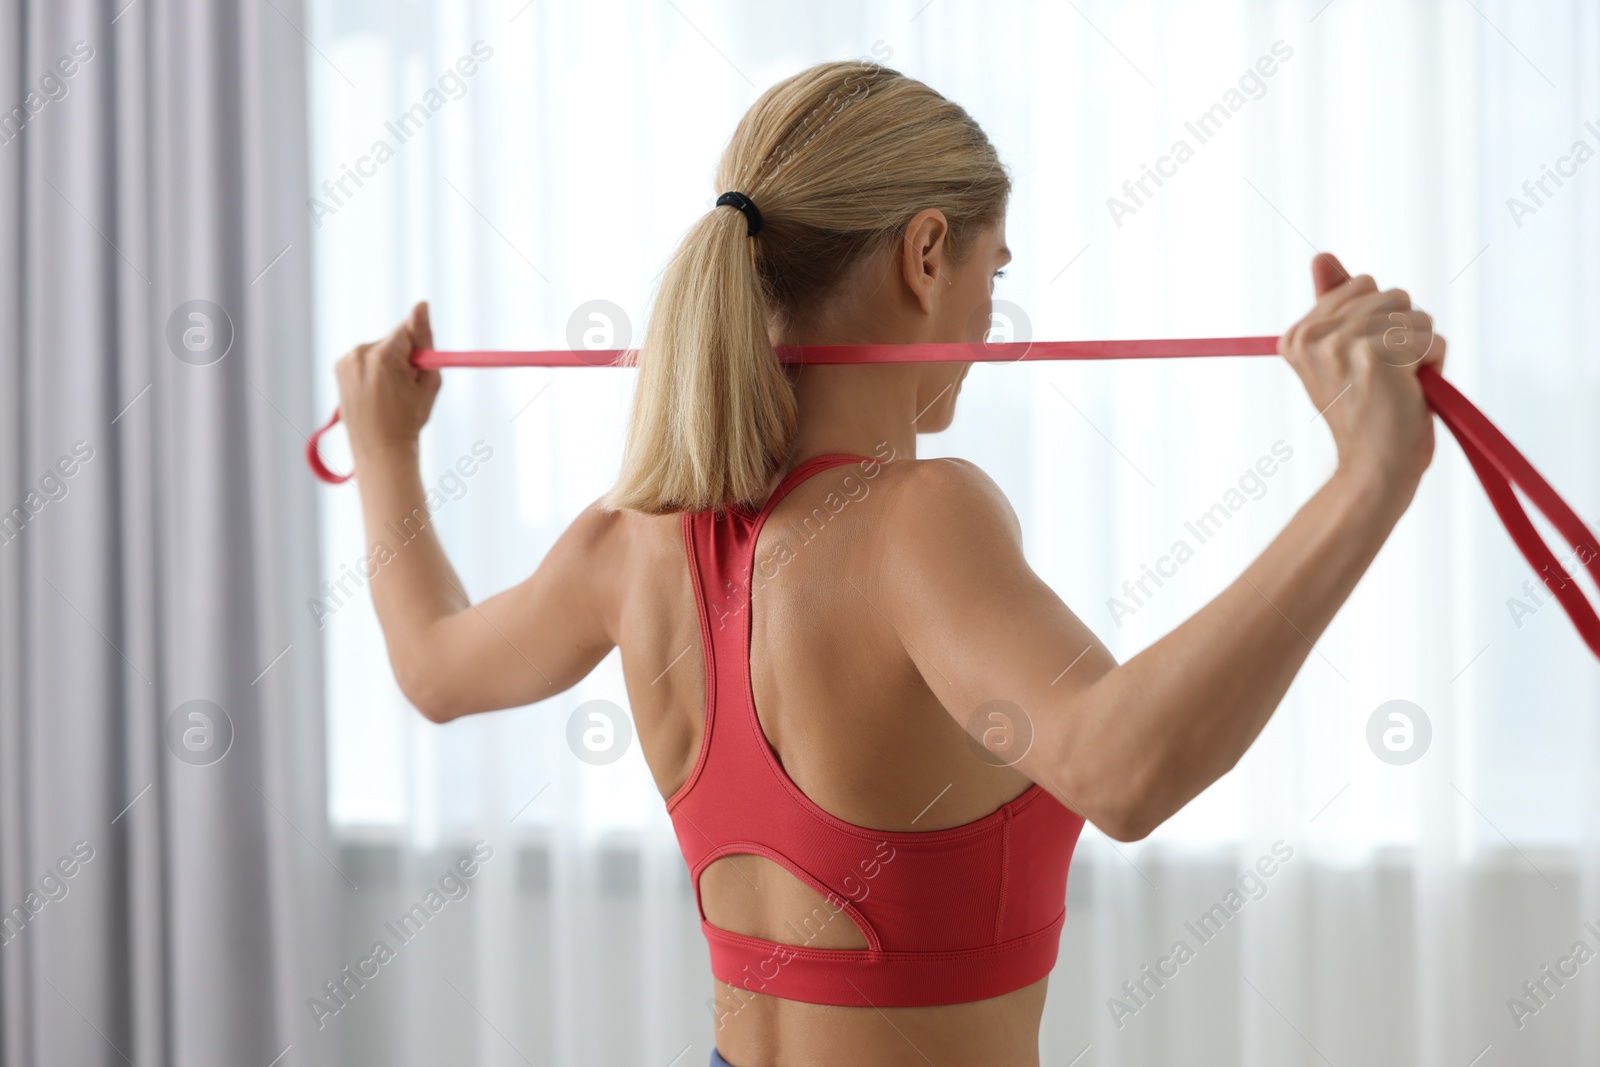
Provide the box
[699,854,870,951]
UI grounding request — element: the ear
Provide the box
[898,208,952,315]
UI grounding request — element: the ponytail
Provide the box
[601,205,795,514]
[602,61,1009,514]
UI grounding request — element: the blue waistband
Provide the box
[710,1048,736,1067]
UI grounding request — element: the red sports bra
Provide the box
[667,452,1085,1008]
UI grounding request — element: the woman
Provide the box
[335,62,1442,1067]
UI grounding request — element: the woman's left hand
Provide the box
[335,301,442,462]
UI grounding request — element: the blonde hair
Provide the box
[602,61,1010,515]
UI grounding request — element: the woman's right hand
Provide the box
[335,300,442,466]
[1280,252,1445,503]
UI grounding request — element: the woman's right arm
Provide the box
[877,254,1445,841]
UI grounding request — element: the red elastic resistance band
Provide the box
[306,338,1600,661]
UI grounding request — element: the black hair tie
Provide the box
[715,191,763,237]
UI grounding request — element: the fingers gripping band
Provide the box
[715,191,763,236]
[306,338,1600,662]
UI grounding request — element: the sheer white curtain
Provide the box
[306,1,1600,1064]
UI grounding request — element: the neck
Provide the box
[784,363,922,469]
[775,290,932,470]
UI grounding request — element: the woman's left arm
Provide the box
[336,302,619,722]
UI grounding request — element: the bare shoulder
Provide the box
[873,455,1024,552]
[557,498,633,562]
[851,457,1029,616]
[571,498,696,582]
[569,495,630,550]
[540,500,648,621]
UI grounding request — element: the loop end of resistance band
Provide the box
[307,409,353,485]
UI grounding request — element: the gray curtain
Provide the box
[0,2,337,1065]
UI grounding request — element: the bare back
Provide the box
[605,453,1048,1067]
